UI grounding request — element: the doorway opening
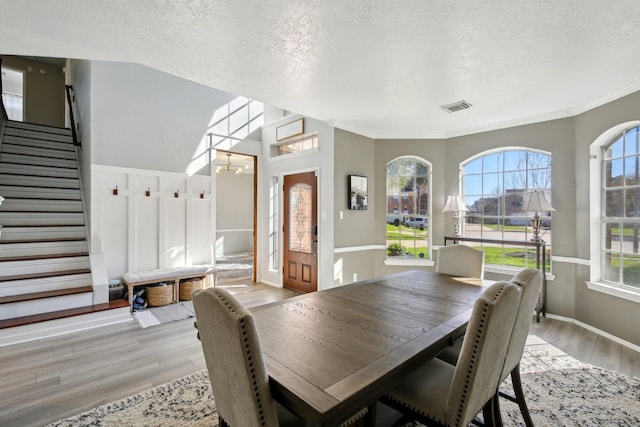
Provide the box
[1,66,24,121]
[214,150,257,284]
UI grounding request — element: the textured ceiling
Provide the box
[1,0,640,138]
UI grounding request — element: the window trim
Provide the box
[590,120,640,301]
[460,147,552,270]
[385,155,433,261]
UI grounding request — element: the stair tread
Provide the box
[0,224,85,228]
[0,160,78,171]
[0,211,84,214]
[0,237,87,244]
[0,268,91,282]
[7,120,72,132]
[0,252,89,263]
[0,171,78,179]
[0,171,79,179]
[0,184,80,190]
[0,285,93,304]
[4,196,81,202]
[0,142,74,153]
[0,197,81,202]
[0,300,130,329]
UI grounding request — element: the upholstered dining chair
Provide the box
[192,287,368,427]
[380,281,522,427]
[436,244,485,278]
[437,268,542,427]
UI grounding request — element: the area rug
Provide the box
[132,301,195,328]
[215,253,253,283]
[47,341,640,427]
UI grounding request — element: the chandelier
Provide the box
[216,153,247,174]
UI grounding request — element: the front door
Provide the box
[283,171,318,292]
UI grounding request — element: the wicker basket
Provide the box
[179,278,203,301]
[146,283,174,306]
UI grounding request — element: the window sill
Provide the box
[484,265,555,281]
[586,281,640,304]
[384,257,435,267]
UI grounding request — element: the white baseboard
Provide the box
[544,313,640,353]
[0,308,132,348]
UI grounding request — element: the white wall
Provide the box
[66,59,92,229]
[89,61,237,173]
[91,165,214,280]
[258,115,335,289]
[215,171,254,256]
[83,61,241,280]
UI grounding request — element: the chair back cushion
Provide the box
[446,281,521,426]
[193,288,279,427]
[501,268,543,380]
[436,245,485,278]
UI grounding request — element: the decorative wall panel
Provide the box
[92,165,214,280]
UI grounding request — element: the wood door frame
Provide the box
[281,168,319,291]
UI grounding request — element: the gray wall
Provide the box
[359,94,640,346]
[373,138,446,277]
[333,129,376,284]
[572,90,640,345]
[444,119,577,319]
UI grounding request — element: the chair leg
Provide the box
[482,394,503,427]
[492,393,503,427]
[362,403,377,427]
[510,364,534,427]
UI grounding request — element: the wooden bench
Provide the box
[122,265,216,311]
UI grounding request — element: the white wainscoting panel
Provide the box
[135,195,159,271]
[165,198,187,267]
[92,165,215,280]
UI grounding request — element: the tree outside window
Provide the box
[386,157,431,259]
[462,148,552,270]
[602,126,640,288]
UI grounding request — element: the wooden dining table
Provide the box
[251,269,492,426]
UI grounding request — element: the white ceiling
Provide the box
[1,0,640,139]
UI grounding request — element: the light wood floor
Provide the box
[0,280,638,427]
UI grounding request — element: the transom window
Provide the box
[461,148,552,270]
[385,157,431,260]
[601,125,640,289]
[273,132,319,157]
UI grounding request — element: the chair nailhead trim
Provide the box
[455,283,507,427]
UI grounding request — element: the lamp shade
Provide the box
[442,195,468,213]
[521,190,555,212]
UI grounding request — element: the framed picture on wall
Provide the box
[276,118,304,141]
[348,175,368,210]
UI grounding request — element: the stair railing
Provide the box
[65,84,82,147]
[0,57,8,141]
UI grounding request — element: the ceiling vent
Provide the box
[440,100,472,113]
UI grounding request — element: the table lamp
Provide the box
[442,195,468,236]
[521,190,555,242]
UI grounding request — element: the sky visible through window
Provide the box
[461,149,552,270]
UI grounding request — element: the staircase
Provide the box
[0,121,130,344]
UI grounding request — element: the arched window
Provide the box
[600,125,640,289]
[386,156,431,260]
[461,148,552,269]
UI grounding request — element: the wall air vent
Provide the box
[440,100,472,113]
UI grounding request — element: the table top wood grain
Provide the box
[252,270,491,426]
